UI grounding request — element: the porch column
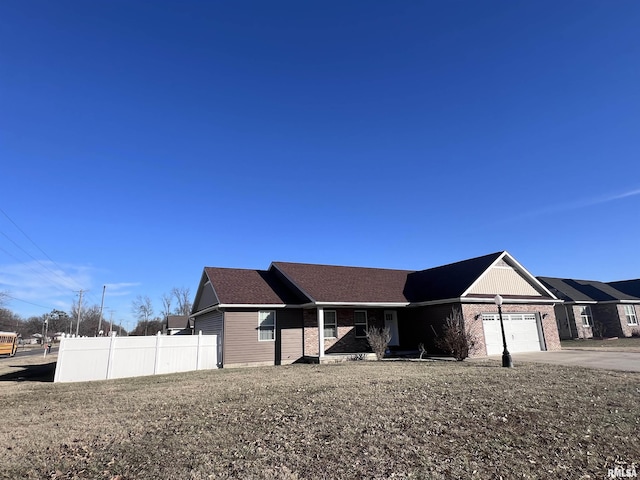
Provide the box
[317,307,325,358]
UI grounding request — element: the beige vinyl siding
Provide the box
[468,266,542,296]
[224,311,273,366]
[277,309,303,364]
[195,282,219,311]
[224,309,303,366]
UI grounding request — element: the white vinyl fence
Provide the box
[54,332,220,383]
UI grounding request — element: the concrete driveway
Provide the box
[502,350,640,373]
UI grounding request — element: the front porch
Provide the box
[303,306,403,359]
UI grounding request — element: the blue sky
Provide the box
[1,1,639,328]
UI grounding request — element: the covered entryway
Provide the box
[482,313,543,355]
[384,310,399,346]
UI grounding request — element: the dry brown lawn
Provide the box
[562,337,640,352]
[1,359,638,479]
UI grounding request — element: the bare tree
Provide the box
[171,287,192,316]
[69,304,104,337]
[160,292,173,319]
[132,295,154,336]
[0,308,21,332]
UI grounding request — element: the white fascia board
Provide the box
[269,263,317,303]
[408,298,463,307]
[410,297,562,307]
[501,252,559,299]
[217,303,302,309]
[192,270,222,315]
[463,297,562,304]
[460,251,559,300]
[598,300,640,304]
[316,301,410,308]
[460,254,505,298]
[191,305,220,317]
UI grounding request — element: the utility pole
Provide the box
[108,309,114,335]
[97,285,106,336]
[75,290,84,336]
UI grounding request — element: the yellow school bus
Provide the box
[0,332,18,357]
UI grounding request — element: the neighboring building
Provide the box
[191,251,562,368]
[537,277,640,340]
[608,279,640,299]
[164,315,193,335]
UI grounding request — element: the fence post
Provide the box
[53,334,66,383]
[153,332,162,375]
[196,331,202,370]
[106,332,117,380]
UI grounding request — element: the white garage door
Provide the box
[482,313,543,355]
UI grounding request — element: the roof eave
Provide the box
[307,301,411,308]
[218,303,302,309]
[410,296,562,307]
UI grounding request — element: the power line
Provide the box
[1,293,57,311]
[0,207,101,305]
[0,230,76,293]
[0,207,89,293]
[0,244,73,297]
[0,207,82,287]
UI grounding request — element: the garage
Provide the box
[482,313,544,355]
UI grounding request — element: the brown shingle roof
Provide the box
[203,251,545,306]
[608,279,640,299]
[271,262,413,303]
[204,267,305,305]
[538,277,640,302]
[166,315,190,329]
[404,252,504,302]
[273,253,507,303]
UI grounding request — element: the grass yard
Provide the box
[561,336,640,352]
[1,360,639,479]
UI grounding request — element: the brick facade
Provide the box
[460,303,561,356]
[615,304,640,337]
[302,303,563,358]
[564,303,640,339]
[303,308,385,356]
[569,305,595,339]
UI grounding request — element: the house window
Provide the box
[624,305,638,326]
[354,310,368,338]
[579,306,593,327]
[324,310,337,338]
[258,310,276,341]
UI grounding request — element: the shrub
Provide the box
[435,307,476,361]
[365,326,392,360]
[592,317,607,340]
[631,328,640,338]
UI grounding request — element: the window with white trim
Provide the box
[579,306,593,327]
[624,305,638,326]
[324,310,337,338]
[258,310,276,341]
[354,310,368,338]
